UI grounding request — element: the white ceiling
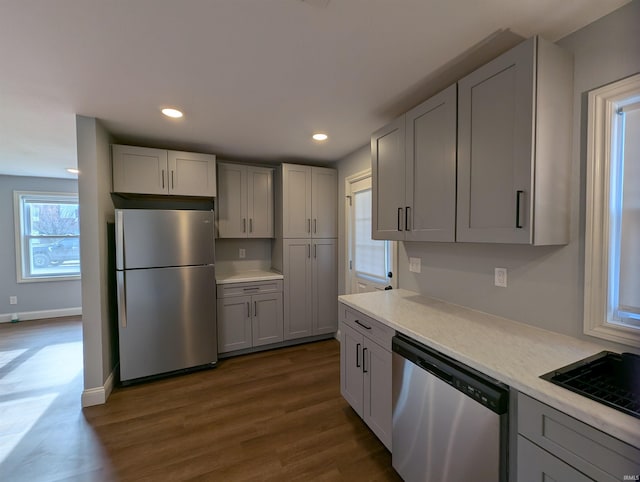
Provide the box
[0,0,629,179]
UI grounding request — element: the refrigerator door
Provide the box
[118,265,217,382]
[116,209,214,270]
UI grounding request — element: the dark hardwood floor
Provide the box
[0,318,399,481]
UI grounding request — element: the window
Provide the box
[346,171,396,293]
[584,73,640,346]
[14,192,80,282]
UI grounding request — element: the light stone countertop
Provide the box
[215,269,283,284]
[339,289,640,449]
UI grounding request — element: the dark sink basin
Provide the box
[541,351,640,419]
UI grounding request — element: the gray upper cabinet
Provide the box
[112,145,216,197]
[457,36,572,245]
[405,84,457,242]
[281,164,337,239]
[372,84,457,242]
[217,162,273,238]
[311,168,338,238]
[372,116,405,241]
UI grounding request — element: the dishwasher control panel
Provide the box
[393,333,509,414]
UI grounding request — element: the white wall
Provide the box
[0,175,81,319]
[76,115,117,406]
[336,1,640,354]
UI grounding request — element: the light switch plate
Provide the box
[494,267,507,287]
[9,296,17,305]
[409,257,421,273]
[239,248,246,259]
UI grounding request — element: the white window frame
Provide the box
[584,73,640,347]
[345,169,397,294]
[14,191,81,283]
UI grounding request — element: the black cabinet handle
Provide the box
[516,190,524,228]
[354,319,372,330]
[356,343,361,368]
[397,207,403,231]
[249,218,253,233]
[405,206,411,231]
[161,170,165,189]
[362,347,368,373]
[171,170,174,189]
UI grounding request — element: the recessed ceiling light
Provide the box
[66,168,80,175]
[162,108,183,118]
[312,133,328,141]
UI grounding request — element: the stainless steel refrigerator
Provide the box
[115,209,217,383]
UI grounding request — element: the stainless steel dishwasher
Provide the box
[392,334,509,482]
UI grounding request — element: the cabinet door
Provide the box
[251,292,283,347]
[312,238,337,335]
[517,436,592,482]
[217,163,248,238]
[371,117,406,240]
[282,164,312,238]
[311,167,337,238]
[283,239,313,340]
[405,84,457,242]
[457,38,534,243]
[340,322,364,417]
[112,145,168,195]
[363,339,392,451]
[217,295,252,353]
[247,166,274,238]
[168,151,217,197]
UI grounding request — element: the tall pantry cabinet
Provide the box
[273,164,338,340]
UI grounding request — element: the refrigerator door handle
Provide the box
[116,271,127,328]
[115,210,125,270]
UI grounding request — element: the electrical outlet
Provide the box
[494,268,507,288]
[409,257,421,273]
[9,296,17,305]
[239,248,246,259]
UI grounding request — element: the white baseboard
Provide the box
[0,307,82,323]
[82,369,115,407]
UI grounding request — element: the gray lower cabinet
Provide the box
[283,238,337,340]
[518,435,592,482]
[339,304,393,450]
[517,393,640,481]
[216,280,283,354]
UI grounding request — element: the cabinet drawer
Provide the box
[518,393,640,480]
[517,435,592,482]
[217,280,283,298]
[341,305,394,350]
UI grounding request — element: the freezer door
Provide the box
[118,265,217,382]
[116,209,214,269]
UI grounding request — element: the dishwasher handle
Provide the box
[417,357,453,385]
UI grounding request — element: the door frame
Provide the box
[344,169,398,294]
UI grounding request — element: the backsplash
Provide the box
[215,238,273,273]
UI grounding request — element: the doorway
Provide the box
[345,170,397,294]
